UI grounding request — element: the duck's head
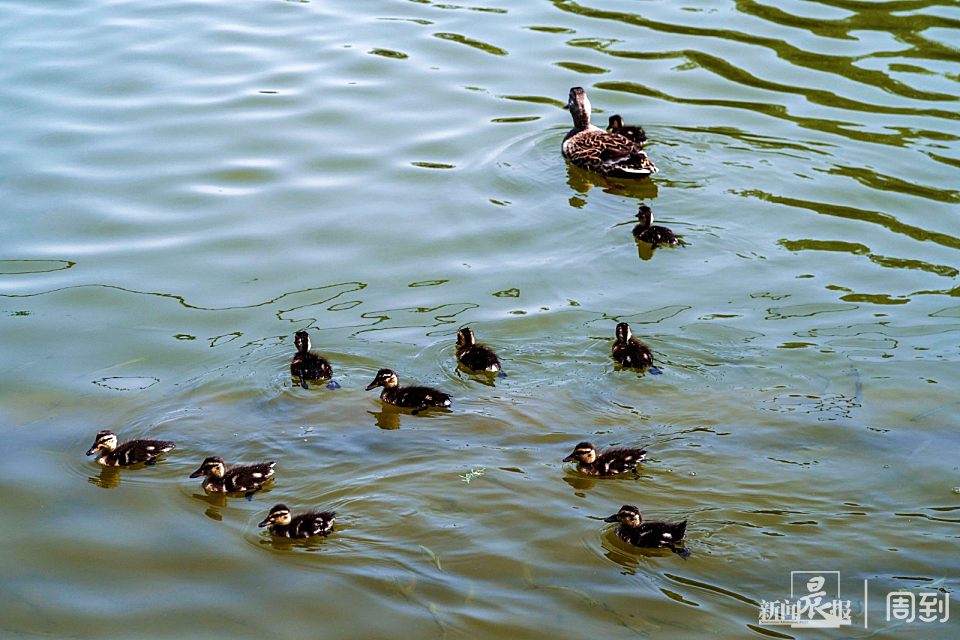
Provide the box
[615,322,633,344]
[294,330,311,353]
[635,205,654,228]
[258,504,292,528]
[456,327,476,349]
[566,86,591,129]
[190,456,225,479]
[365,368,399,391]
[604,504,642,527]
[563,441,598,464]
[608,114,624,130]
[86,430,118,456]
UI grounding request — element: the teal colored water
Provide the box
[1,0,958,638]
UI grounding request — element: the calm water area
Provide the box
[1,0,958,638]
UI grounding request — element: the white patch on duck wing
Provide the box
[252,472,262,478]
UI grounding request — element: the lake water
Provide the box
[1,0,958,638]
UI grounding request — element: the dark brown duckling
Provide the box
[456,327,502,374]
[563,441,647,476]
[365,368,451,413]
[290,330,333,389]
[607,114,647,146]
[604,504,688,553]
[258,503,336,539]
[189,456,276,494]
[632,205,679,248]
[611,322,654,370]
[85,430,175,466]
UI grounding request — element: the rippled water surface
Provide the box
[2,0,958,637]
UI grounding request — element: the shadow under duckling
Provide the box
[607,114,647,146]
[604,504,689,557]
[456,327,504,376]
[563,441,647,477]
[290,330,335,390]
[611,322,656,371]
[365,368,451,414]
[85,430,175,466]
[632,205,679,248]
[189,456,276,497]
[259,503,336,539]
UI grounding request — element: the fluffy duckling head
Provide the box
[615,322,634,344]
[563,442,598,465]
[566,86,591,129]
[258,504,292,528]
[635,205,654,229]
[365,368,399,391]
[294,330,311,353]
[604,504,642,527]
[86,430,118,456]
[189,456,225,479]
[456,327,476,349]
[608,114,625,130]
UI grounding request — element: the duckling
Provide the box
[290,330,332,389]
[563,441,647,476]
[612,322,654,370]
[258,503,336,539]
[365,368,451,412]
[189,456,276,494]
[456,327,502,374]
[85,430,175,466]
[607,114,647,146]
[562,87,658,178]
[604,504,688,551]
[633,205,679,248]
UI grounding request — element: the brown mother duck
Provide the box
[562,87,658,178]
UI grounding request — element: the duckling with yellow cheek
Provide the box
[633,205,679,248]
[607,114,647,146]
[611,322,654,370]
[365,368,451,413]
[189,456,276,495]
[563,441,647,476]
[604,504,688,555]
[562,87,658,178]
[290,330,333,389]
[85,430,175,466]
[258,503,336,539]
[456,327,502,374]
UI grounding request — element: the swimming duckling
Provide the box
[607,114,647,146]
[258,503,336,539]
[562,87,658,178]
[456,327,502,374]
[563,441,647,476]
[85,430,175,466]
[365,368,451,412]
[612,322,654,370]
[633,205,679,248]
[189,456,276,494]
[604,504,688,551]
[290,330,333,389]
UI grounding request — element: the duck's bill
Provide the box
[562,455,577,462]
[189,468,205,478]
[257,517,272,527]
[603,514,620,523]
[85,447,98,456]
[364,382,379,391]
